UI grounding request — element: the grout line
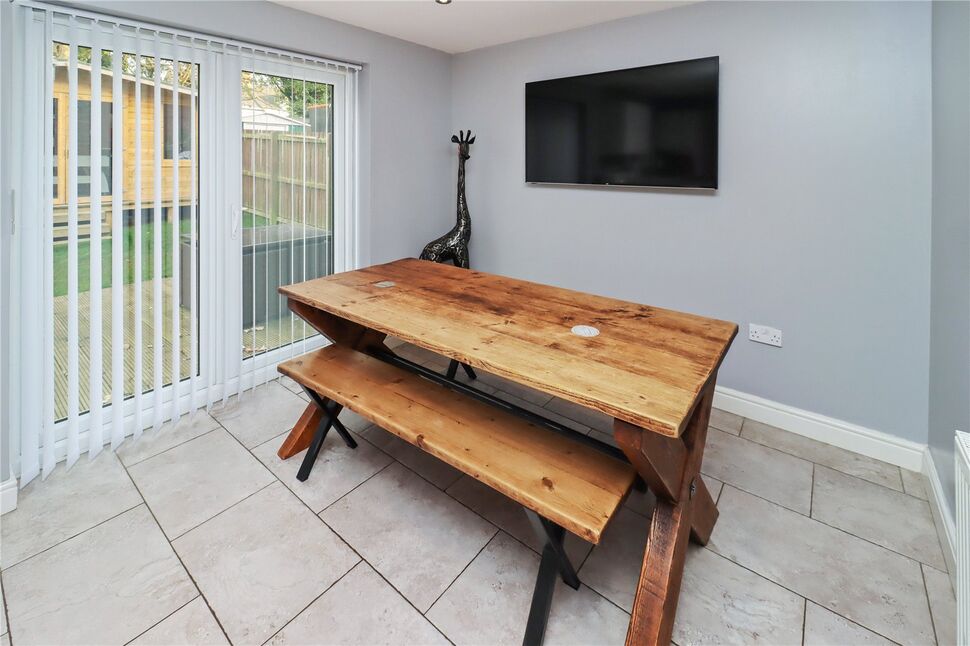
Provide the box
[733,425,919,500]
[0,572,13,646]
[702,546,905,645]
[259,560,363,645]
[118,461,234,645]
[801,597,807,646]
[920,564,941,646]
[720,482,945,571]
[120,419,222,468]
[169,479,277,542]
[424,530,501,618]
[0,499,144,572]
[809,463,815,517]
[123,594,201,645]
[231,421,455,646]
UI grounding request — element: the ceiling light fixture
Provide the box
[435,0,452,5]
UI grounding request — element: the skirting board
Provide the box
[923,448,957,580]
[1,477,18,515]
[713,386,925,472]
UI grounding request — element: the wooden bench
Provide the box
[278,344,638,643]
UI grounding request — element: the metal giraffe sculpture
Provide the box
[420,130,475,268]
[420,130,478,382]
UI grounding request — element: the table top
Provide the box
[280,258,737,437]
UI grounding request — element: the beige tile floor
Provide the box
[0,344,957,645]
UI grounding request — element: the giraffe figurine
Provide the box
[420,130,475,269]
[420,130,478,382]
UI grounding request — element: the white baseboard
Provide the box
[713,386,926,472]
[923,447,957,579]
[1,477,18,515]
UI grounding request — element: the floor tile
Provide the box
[710,486,935,645]
[269,562,449,645]
[923,565,956,646]
[703,475,725,504]
[279,375,304,395]
[117,412,222,467]
[131,597,228,645]
[673,545,804,646]
[709,408,744,434]
[394,343,447,366]
[3,505,196,646]
[542,397,613,434]
[174,482,359,645]
[253,430,392,513]
[1,451,142,568]
[741,420,903,492]
[578,507,650,612]
[360,425,463,489]
[0,577,6,634]
[446,475,593,565]
[128,429,276,539]
[212,382,309,448]
[474,371,554,407]
[428,532,628,646]
[321,462,496,611]
[494,391,588,433]
[901,468,929,501]
[623,484,657,518]
[702,428,813,514]
[803,601,893,646]
[812,465,946,570]
[1,633,7,646]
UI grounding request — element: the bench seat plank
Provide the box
[279,345,637,544]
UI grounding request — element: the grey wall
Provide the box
[73,0,456,267]
[928,0,970,515]
[451,1,933,443]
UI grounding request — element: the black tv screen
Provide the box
[526,57,719,189]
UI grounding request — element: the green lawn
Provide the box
[53,219,192,297]
[242,211,271,228]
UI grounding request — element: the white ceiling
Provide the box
[270,1,690,54]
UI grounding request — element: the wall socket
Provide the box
[749,323,783,347]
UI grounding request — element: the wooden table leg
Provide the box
[278,403,323,459]
[614,382,716,646]
[277,298,389,460]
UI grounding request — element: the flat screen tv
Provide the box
[525,56,719,189]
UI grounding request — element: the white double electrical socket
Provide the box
[749,323,782,347]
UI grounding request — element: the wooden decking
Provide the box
[52,279,313,420]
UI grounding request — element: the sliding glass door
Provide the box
[237,58,351,388]
[11,3,358,483]
[240,70,332,358]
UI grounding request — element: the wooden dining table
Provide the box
[277,257,738,645]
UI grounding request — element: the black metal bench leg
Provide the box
[300,386,357,449]
[331,417,358,449]
[296,400,340,482]
[446,359,478,381]
[522,510,580,646]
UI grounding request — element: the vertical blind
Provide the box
[9,1,359,487]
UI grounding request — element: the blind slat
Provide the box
[65,15,81,467]
[171,38,182,422]
[42,9,56,475]
[109,22,124,450]
[87,21,104,457]
[189,40,198,409]
[132,28,144,440]
[151,34,164,430]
